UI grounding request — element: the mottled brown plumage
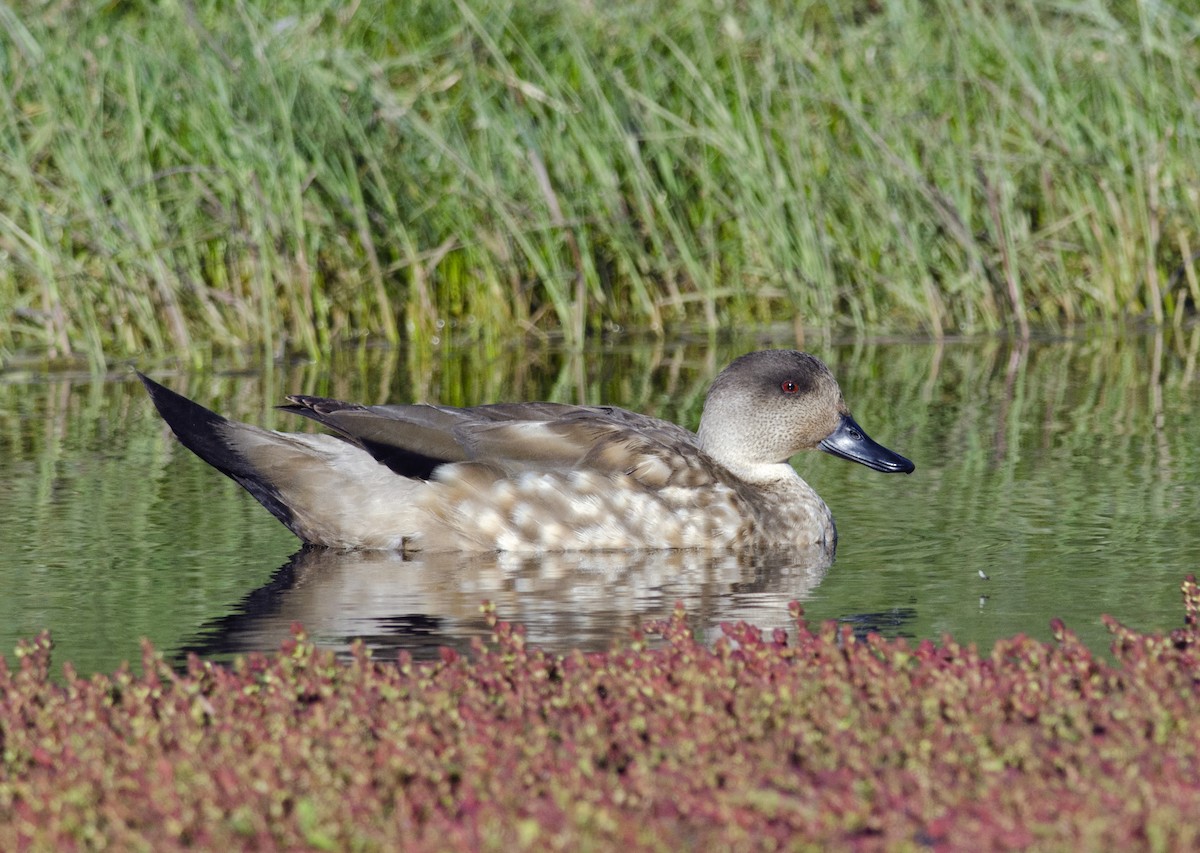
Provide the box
[139,350,914,553]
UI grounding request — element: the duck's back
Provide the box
[283,398,704,481]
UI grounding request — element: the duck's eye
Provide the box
[780,380,798,394]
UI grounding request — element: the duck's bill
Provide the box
[818,413,915,474]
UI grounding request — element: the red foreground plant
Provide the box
[1,577,1198,851]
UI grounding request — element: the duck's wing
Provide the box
[454,406,709,486]
[282,397,709,486]
[281,397,477,479]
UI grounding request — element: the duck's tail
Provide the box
[138,372,301,533]
[139,373,426,549]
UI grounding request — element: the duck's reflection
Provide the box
[177,545,835,664]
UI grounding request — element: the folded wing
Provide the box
[280,397,710,488]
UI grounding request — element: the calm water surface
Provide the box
[2,329,1198,675]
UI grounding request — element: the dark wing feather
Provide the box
[280,397,472,479]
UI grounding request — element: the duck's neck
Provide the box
[718,458,801,486]
[698,420,798,486]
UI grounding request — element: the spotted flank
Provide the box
[427,468,751,551]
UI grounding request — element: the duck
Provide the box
[138,350,913,553]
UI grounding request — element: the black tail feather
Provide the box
[137,373,296,531]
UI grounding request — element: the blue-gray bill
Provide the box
[818,413,915,474]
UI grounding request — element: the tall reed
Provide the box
[1,0,1197,366]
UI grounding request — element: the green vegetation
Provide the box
[3,583,1199,850]
[2,0,1199,367]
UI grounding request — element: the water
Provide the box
[1,328,1197,675]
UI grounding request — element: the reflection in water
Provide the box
[178,545,839,663]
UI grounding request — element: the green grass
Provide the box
[2,0,1199,367]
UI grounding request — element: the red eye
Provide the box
[781,380,798,394]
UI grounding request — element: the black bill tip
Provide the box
[818,413,915,474]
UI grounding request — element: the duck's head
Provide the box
[697,350,915,479]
